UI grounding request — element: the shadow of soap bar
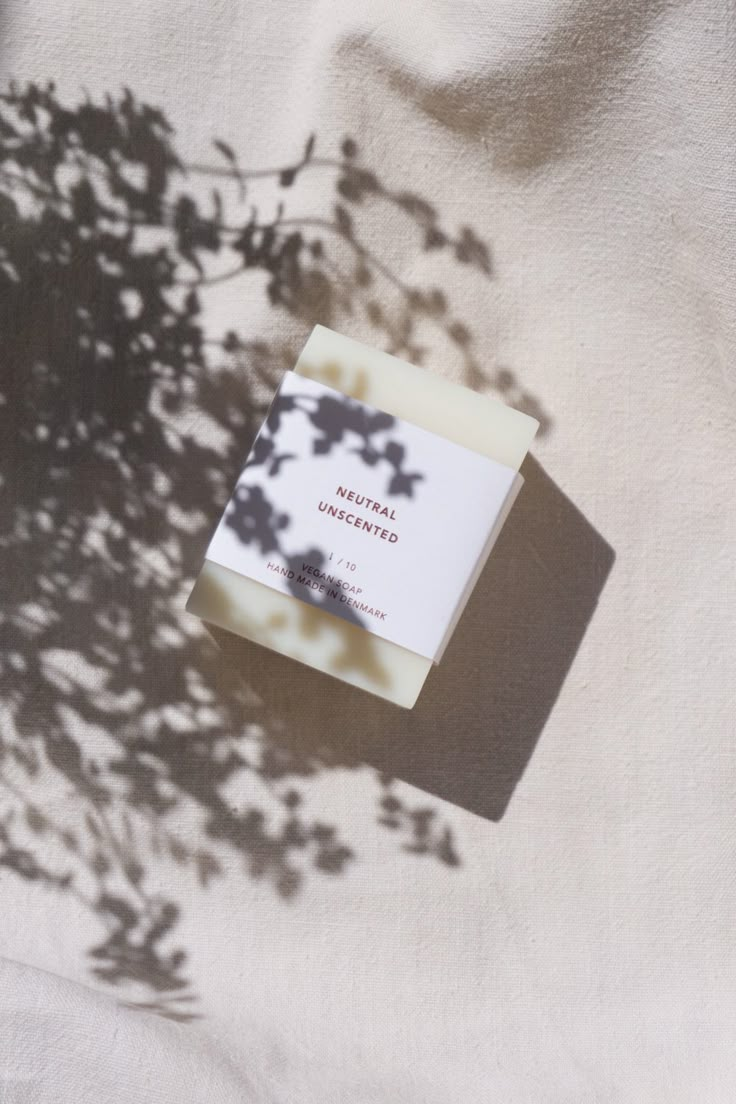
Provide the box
[186,325,538,708]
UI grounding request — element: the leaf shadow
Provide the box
[0,81,578,1020]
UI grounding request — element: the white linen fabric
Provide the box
[1,1,734,1101]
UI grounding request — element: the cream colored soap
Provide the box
[186,326,538,708]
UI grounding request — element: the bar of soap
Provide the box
[186,325,538,708]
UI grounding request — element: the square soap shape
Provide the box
[186,326,538,708]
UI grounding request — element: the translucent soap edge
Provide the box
[187,325,539,708]
[186,560,430,709]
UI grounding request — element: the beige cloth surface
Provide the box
[1,1,734,1100]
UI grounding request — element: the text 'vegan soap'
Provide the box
[186,325,538,708]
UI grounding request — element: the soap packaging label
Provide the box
[205,371,520,662]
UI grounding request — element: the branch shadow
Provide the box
[0,80,607,1017]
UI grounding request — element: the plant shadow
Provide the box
[0,80,610,1017]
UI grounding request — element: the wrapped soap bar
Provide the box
[186,326,538,707]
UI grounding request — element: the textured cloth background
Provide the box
[1,1,735,1101]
